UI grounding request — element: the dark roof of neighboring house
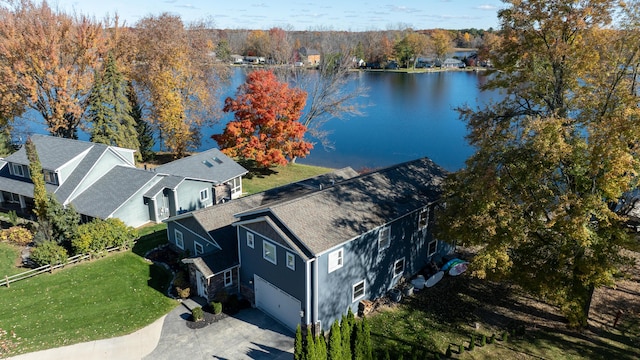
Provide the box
[238,157,446,255]
[155,148,247,184]
[174,167,360,272]
[4,134,95,170]
[71,166,157,218]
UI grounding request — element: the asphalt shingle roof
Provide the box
[71,166,158,218]
[5,134,95,170]
[155,148,248,184]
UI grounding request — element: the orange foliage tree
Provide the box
[213,70,312,168]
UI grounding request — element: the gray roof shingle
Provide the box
[5,134,96,170]
[155,148,248,184]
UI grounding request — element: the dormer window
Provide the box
[43,170,57,185]
[12,163,24,177]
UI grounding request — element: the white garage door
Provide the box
[254,275,301,331]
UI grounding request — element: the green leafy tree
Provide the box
[394,32,428,68]
[25,137,47,219]
[436,0,640,328]
[88,52,140,160]
[216,40,231,63]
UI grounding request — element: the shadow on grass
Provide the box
[147,261,172,295]
[237,159,278,179]
[133,229,168,257]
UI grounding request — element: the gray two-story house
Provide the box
[0,135,247,227]
[167,157,451,332]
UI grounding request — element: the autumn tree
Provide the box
[436,0,640,328]
[245,30,271,57]
[268,27,293,64]
[394,32,429,68]
[0,0,107,138]
[429,29,453,61]
[88,52,140,159]
[132,13,224,157]
[213,70,312,168]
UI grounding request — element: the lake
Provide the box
[15,67,499,172]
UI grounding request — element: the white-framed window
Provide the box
[286,252,295,270]
[352,280,365,301]
[224,270,233,286]
[418,207,429,229]
[378,226,391,252]
[394,258,405,278]
[229,177,242,196]
[427,239,438,257]
[12,163,23,177]
[247,232,254,248]
[43,170,57,184]
[175,229,184,250]
[328,248,344,273]
[200,188,209,201]
[263,240,277,265]
[194,241,204,255]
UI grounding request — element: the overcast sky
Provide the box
[50,0,503,30]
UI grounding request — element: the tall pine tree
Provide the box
[25,137,46,219]
[128,81,154,162]
[88,52,140,159]
[327,320,343,360]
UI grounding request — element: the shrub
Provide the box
[7,210,18,226]
[469,334,475,351]
[192,307,204,322]
[72,218,138,256]
[458,344,464,354]
[211,301,222,314]
[489,334,495,344]
[0,226,33,246]
[30,240,68,266]
[502,331,509,342]
[173,270,191,299]
[481,334,486,346]
[445,345,452,357]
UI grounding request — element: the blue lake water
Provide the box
[15,68,499,172]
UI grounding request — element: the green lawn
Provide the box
[0,243,23,278]
[242,163,334,195]
[0,251,177,356]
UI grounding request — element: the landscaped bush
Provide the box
[30,240,68,266]
[72,218,138,256]
[458,343,464,354]
[502,331,509,342]
[481,333,486,346]
[445,345,452,357]
[210,301,222,314]
[191,306,204,322]
[489,333,496,344]
[173,270,191,299]
[469,334,475,350]
[0,226,33,246]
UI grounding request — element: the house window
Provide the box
[247,232,254,248]
[224,270,232,286]
[418,207,429,229]
[2,191,19,204]
[394,258,405,278]
[194,241,204,255]
[43,170,57,184]
[175,229,184,250]
[286,252,295,270]
[229,177,241,196]
[328,248,344,273]
[352,280,365,301]
[200,188,209,201]
[12,163,23,177]
[263,240,277,265]
[378,226,391,252]
[427,239,438,257]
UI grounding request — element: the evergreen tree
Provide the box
[128,81,154,162]
[88,52,140,159]
[340,314,352,360]
[295,325,305,360]
[352,319,365,360]
[25,137,47,220]
[45,194,80,250]
[0,128,14,157]
[305,327,317,360]
[327,320,343,360]
[361,316,373,360]
[316,331,327,360]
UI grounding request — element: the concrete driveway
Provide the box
[143,305,294,360]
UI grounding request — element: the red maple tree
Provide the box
[213,70,313,168]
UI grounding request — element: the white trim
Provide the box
[263,240,277,265]
[427,239,438,257]
[171,219,221,249]
[194,240,204,255]
[200,188,209,201]
[328,248,344,273]
[174,229,184,250]
[352,280,365,302]
[378,226,391,252]
[247,232,254,248]
[418,207,429,229]
[393,257,405,278]
[286,251,295,270]
[223,269,233,286]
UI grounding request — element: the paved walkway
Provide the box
[8,301,294,360]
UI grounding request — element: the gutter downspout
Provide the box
[313,257,319,331]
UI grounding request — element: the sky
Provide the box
[50,0,504,31]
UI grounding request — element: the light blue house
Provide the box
[167,157,452,332]
[0,135,247,227]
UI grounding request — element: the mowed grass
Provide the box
[0,251,177,356]
[242,163,334,195]
[0,243,23,277]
